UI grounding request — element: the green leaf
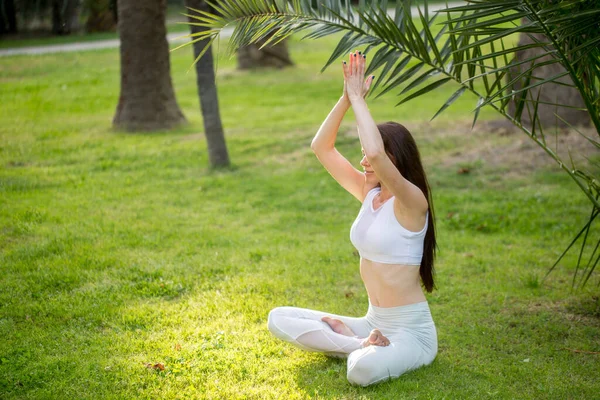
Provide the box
[397,77,452,106]
[417,7,443,67]
[581,240,600,287]
[491,71,571,107]
[472,96,485,129]
[513,67,534,123]
[376,61,424,99]
[544,207,600,281]
[431,86,467,121]
[400,68,440,95]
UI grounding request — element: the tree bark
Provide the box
[86,0,117,33]
[508,28,591,130]
[237,33,294,70]
[52,0,80,35]
[185,0,230,168]
[0,0,18,34]
[113,0,186,131]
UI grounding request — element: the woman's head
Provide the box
[377,122,437,292]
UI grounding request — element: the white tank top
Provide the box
[350,187,427,265]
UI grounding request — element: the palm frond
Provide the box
[178,0,600,286]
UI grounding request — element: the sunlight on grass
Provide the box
[0,31,598,399]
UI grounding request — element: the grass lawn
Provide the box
[1,31,599,399]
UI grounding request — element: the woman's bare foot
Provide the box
[321,316,356,337]
[362,329,390,347]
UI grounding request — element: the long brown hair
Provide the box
[378,122,437,292]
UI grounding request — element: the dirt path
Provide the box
[0,30,233,57]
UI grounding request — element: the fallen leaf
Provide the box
[457,167,470,174]
[345,291,354,298]
[145,363,165,371]
[175,343,182,351]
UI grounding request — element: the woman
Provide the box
[267,51,437,386]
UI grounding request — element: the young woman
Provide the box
[267,51,438,386]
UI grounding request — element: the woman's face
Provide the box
[360,148,379,183]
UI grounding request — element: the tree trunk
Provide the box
[508,28,591,130]
[69,0,82,33]
[113,0,186,131]
[185,0,230,168]
[52,0,79,35]
[237,33,294,70]
[0,0,18,34]
[86,0,117,32]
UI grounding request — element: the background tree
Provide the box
[51,0,80,34]
[237,33,294,69]
[113,0,186,131]
[0,0,18,34]
[185,0,600,286]
[86,0,117,32]
[8,0,53,33]
[183,0,230,167]
[507,27,591,130]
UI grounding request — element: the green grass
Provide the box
[1,33,599,399]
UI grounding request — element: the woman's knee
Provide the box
[267,307,292,338]
[346,352,387,387]
[267,307,282,332]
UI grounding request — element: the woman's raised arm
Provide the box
[346,51,428,212]
[310,62,373,202]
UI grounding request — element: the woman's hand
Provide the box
[343,50,374,102]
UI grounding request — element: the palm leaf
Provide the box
[178,0,600,286]
[431,86,467,121]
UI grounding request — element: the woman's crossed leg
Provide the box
[267,306,372,356]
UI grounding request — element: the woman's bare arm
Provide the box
[346,51,428,212]
[310,65,373,202]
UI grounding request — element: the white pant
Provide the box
[267,302,437,386]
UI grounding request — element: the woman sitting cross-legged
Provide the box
[267,50,438,387]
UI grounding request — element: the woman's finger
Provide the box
[365,75,374,95]
[342,60,348,79]
[359,53,365,78]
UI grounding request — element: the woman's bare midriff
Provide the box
[360,258,426,307]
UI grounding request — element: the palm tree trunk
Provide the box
[508,28,591,130]
[113,0,186,131]
[185,0,230,167]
